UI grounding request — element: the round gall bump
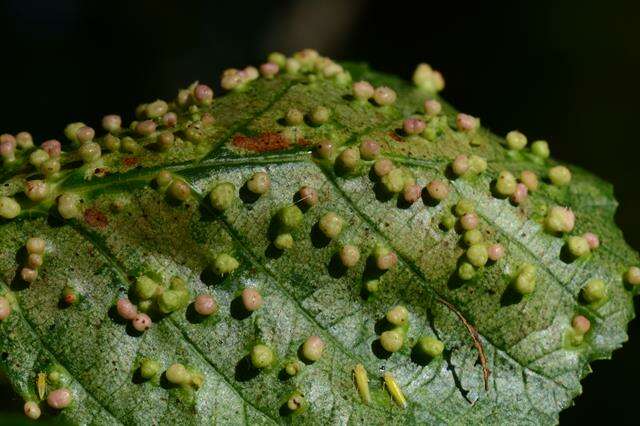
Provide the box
[64,122,85,143]
[136,120,157,136]
[458,262,475,280]
[274,233,294,250]
[582,279,607,304]
[440,213,456,231]
[314,140,334,159]
[567,236,590,258]
[298,186,318,207]
[583,232,600,250]
[102,114,122,133]
[460,213,479,231]
[285,360,301,376]
[194,294,217,316]
[548,165,572,187]
[247,171,270,195]
[381,168,404,193]
[132,313,152,332]
[168,180,191,201]
[0,196,21,219]
[251,344,275,369]
[16,132,34,149]
[359,139,380,160]
[285,58,301,74]
[26,237,46,255]
[193,85,214,105]
[520,170,539,191]
[463,229,483,246]
[0,133,16,147]
[79,141,101,163]
[545,206,575,234]
[531,140,550,158]
[25,180,49,202]
[424,99,442,116]
[452,154,470,176]
[162,112,178,127]
[373,158,394,177]
[353,81,374,101]
[467,244,488,267]
[166,363,191,386]
[27,253,43,269]
[572,315,591,335]
[511,183,528,204]
[285,108,304,126]
[514,264,536,295]
[302,335,325,362]
[626,266,640,286]
[29,149,49,168]
[456,113,479,132]
[0,297,11,321]
[241,288,263,312]
[403,183,422,204]
[116,298,138,321]
[41,139,62,157]
[426,180,449,201]
[146,100,169,118]
[267,52,286,67]
[319,212,344,239]
[417,336,444,358]
[380,330,403,353]
[23,401,41,420]
[76,126,95,144]
[259,62,279,79]
[386,305,409,326]
[373,86,397,106]
[287,393,305,412]
[0,140,16,162]
[278,205,304,231]
[403,118,426,135]
[103,134,121,152]
[373,245,398,271]
[505,130,527,150]
[337,147,360,171]
[339,245,360,268]
[47,388,72,410]
[157,132,175,151]
[140,358,161,379]
[455,199,475,217]
[495,171,517,196]
[209,182,236,211]
[487,243,505,261]
[212,253,239,275]
[57,193,81,219]
[41,158,61,176]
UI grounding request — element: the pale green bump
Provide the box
[29,149,49,168]
[267,52,286,67]
[468,155,488,174]
[337,147,360,171]
[158,290,186,314]
[386,305,409,326]
[166,363,191,386]
[135,276,159,301]
[417,336,444,358]
[64,122,85,143]
[567,236,590,258]
[381,168,405,193]
[278,205,304,231]
[0,197,21,219]
[531,140,550,158]
[440,213,457,231]
[495,170,517,196]
[140,358,161,379]
[458,262,475,280]
[455,199,475,217]
[212,253,239,275]
[467,243,488,267]
[514,264,536,295]
[274,233,294,250]
[380,330,403,352]
[548,165,572,187]
[626,266,640,286]
[505,130,527,150]
[463,229,483,246]
[209,182,236,211]
[364,279,379,293]
[319,212,343,239]
[250,344,275,369]
[582,279,607,303]
[310,106,330,125]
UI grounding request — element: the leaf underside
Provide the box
[1,62,638,425]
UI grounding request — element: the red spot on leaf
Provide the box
[84,208,109,229]
[232,133,290,152]
[123,157,139,167]
[389,131,402,142]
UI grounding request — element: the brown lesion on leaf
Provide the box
[438,298,490,390]
[122,157,139,167]
[84,208,109,229]
[232,133,290,152]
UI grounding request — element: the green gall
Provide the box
[287,393,305,413]
[339,244,360,268]
[467,243,488,267]
[302,335,325,362]
[0,196,21,219]
[458,262,475,280]
[310,106,330,125]
[359,139,380,160]
[364,279,379,293]
[140,358,161,379]
[548,165,572,187]
[495,170,517,196]
[468,155,488,175]
[285,108,304,126]
[380,330,403,352]
[57,193,82,219]
[158,290,186,314]
[212,253,239,275]
[29,149,49,168]
[135,276,159,301]
[250,344,275,369]
[319,212,344,239]
[274,233,294,250]
[373,86,397,106]
[451,154,470,176]
[545,206,575,234]
[582,279,607,303]
[137,300,153,313]
[121,136,140,153]
[426,180,449,202]
[247,171,270,195]
[412,63,445,92]
[626,266,640,286]
[41,158,61,177]
[241,288,263,312]
[567,236,590,258]
[168,180,191,201]
[0,296,11,321]
[440,213,456,231]
[505,130,527,150]
[373,158,394,177]
[278,205,304,231]
[336,147,360,171]
[531,140,550,158]
[373,245,398,270]
[103,134,121,152]
[572,315,591,335]
[156,170,173,187]
[455,199,475,217]
[157,132,174,151]
[386,305,409,326]
[353,81,374,101]
[166,363,191,386]
[47,388,72,410]
[417,336,444,358]
[16,131,34,149]
[514,264,536,295]
[209,182,236,211]
[381,168,405,193]
[285,360,301,376]
[64,122,85,143]
[23,401,41,420]
[62,286,78,306]
[267,52,286,67]
[25,180,49,202]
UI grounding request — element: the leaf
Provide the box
[1,56,638,425]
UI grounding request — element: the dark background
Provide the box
[1,0,639,423]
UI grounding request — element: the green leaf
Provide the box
[1,56,638,425]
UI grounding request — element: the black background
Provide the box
[1,0,639,423]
